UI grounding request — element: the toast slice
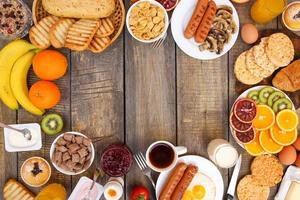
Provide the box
[65,19,100,51]
[29,15,59,49]
[49,18,76,48]
[3,179,35,200]
[95,18,115,37]
[88,36,111,53]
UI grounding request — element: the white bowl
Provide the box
[50,132,95,176]
[126,0,169,43]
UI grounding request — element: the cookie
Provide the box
[234,51,263,85]
[253,37,277,72]
[266,33,294,67]
[246,48,273,78]
[251,154,283,187]
[237,175,270,200]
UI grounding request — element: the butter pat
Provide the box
[285,182,300,200]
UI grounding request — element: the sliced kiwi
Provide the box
[272,98,292,113]
[258,87,274,104]
[247,90,259,103]
[267,91,285,107]
[41,113,64,135]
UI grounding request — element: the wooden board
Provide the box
[0,0,298,199]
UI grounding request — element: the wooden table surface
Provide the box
[0,0,290,199]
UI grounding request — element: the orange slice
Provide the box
[259,129,283,154]
[252,105,275,131]
[270,123,298,146]
[245,131,265,156]
[276,109,299,132]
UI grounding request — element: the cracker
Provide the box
[65,19,100,51]
[234,51,263,85]
[88,36,111,53]
[29,16,59,49]
[253,37,277,72]
[266,33,294,67]
[246,48,273,78]
[49,18,76,48]
[251,154,283,187]
[237,175,270,200]
[95,18,115,37]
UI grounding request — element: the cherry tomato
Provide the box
[130,186,149,200]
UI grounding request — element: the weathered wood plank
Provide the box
[228,2,278,199]
[176,50,229,192]
[70,37,124,192]
[124,17,177,200]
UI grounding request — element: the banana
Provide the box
[10,51,44,116]
[0,39,37,110]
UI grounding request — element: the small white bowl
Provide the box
[50,132,95,176]
[126,0,169,43]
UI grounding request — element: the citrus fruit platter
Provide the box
[230,85,298,156]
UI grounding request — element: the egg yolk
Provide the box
[192,185,206,199]
[182,190,194,200]
[108,189,117,197]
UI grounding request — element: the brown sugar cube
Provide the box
[72,154,80,163]
[62,152,71,162]
[78,148,88,158]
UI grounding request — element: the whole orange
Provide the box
[33,50,67,80]
[29,81,61,109]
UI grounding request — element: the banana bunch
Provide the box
[0,40,44,116]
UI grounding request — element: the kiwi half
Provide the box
[258,87,274,104]
[41,113,64,135]
[272,98,292,113]
[247,90,259,103]
[267,91,285,107]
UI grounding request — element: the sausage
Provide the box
[159,163,188,200]
[194,0,217,43]
[170,165,198,200]
[184,0,209,39]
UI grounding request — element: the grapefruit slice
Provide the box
[259,129,283,154]
[252,105,275,131]
[235,128,255,144]
[270,124,297,146]
[234,98,257,123]
[230,113,252,132]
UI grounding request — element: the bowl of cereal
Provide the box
[126,0,169,43]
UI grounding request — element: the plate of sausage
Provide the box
[171,0,239,60]
[156,155,224,200]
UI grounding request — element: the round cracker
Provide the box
[266,33,294,67]
[246,48,273,78]
[237,175,270,200]
[234,51,262,85]
[253,37,277,72]
[251,155,283,187]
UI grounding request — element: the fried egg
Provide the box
[182,172,216,200]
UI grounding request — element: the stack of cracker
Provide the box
[234,33,294,85]
[237,155,283,200]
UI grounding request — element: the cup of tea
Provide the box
[145,141,187,172]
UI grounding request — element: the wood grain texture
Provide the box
[176,49,229,193]
[124,25,177,199]
[228,2,279,199]
[70,38,124,190]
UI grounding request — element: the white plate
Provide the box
[156,155,224,200]
[4,123,42,152]
[171,0,239,60]
[230,85,296,149]
[50,132,95,175]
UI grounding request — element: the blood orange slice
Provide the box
[234,98,257,123]
[235,128,256,144]
[230,113,252,132]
